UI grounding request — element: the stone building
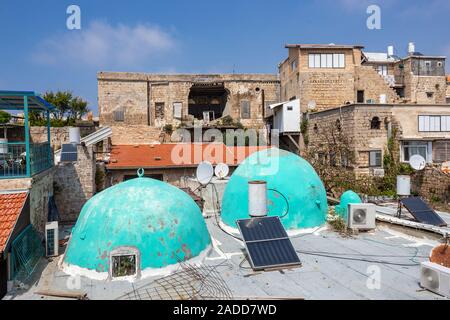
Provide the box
[278,43,447,113]
[307,103,450,201]
[446,75,450,104]
[278,44,400,112]
[363,43,447,105]
[98,73,280,145]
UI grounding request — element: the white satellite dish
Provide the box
[410,154,426,171]
[196,161,214,185]
[307,100,316,111]
[214,163,229,179]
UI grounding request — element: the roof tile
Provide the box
[0,192,27,253]
[106,143,269,169]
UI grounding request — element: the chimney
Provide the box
[387,45,394,57]
[408,42,415,55]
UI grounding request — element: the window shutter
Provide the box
[241,101,250,119]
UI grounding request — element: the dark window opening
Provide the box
[240,100,251,119]
[155,103,165,120]
[111,255,136,278]
[336,119,342,131]
[188,84,228,120]
[313,124,319,133]
[369,150,382,167]
[114,109,125,122]
[370,117,381,130]
[395,87,405,98]
[357,90,365,103]
[426,92,434,99]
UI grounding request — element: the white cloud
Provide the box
[32,21,176,68]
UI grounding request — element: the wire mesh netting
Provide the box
[10,225,45,282]
[117,261,233,300]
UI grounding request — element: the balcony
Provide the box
[0,91,55,179]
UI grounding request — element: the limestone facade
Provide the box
[98,73,280,145]
[308,104,450,176]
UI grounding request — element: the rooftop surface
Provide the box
[4,208,448,300]
[107,143,269,169]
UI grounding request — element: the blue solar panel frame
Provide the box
[237,216,302,271]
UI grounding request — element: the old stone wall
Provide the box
[308,105,394,176]
[30,125,96,151]
[53,145,96,223]
[0,169,54,234]
[399,58,447,105]
[354,66,400,104]
[98,73,280,145]
[411,165,450,203]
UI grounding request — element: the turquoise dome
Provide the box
[335,191,362,221]
[64,177,211,273]
[221,148,328,229]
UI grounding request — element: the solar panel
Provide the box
[60,144,78,162]
[237,217,301,271]
[401,197,447,227]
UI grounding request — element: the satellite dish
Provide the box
[410,154,426,171]
[307,101,316,111]
[196,161,214,185]
[214,163,229,179]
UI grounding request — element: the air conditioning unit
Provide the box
[420,261,450,298]
[45,221,59,257]
[373,168,385,177]
[347,203,376,230]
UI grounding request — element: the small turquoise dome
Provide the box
[221,148,328,229]
[64,177,211,273]
[335,191,362,221]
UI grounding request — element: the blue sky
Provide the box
[1,0,449,114]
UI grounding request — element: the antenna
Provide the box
[409,154,426,171]
[214,163,229,179]
[196,161,214,186]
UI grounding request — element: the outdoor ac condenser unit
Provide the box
[420,261,450,298]
[45,221,59,257]
[347,203,376,230]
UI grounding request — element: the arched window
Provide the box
[313,124,319,133]
[370,117,381,130]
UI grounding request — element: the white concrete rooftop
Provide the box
[4,207,449,300]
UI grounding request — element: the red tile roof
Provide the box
[107,143,270,169]
[0,192,27,253]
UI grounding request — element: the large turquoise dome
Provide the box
[221,148,328,230]
[64,177,211,275]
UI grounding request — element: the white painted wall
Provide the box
[272,99,300,133]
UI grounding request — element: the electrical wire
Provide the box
[295,249,422,267]
[211,182,243,241]
[267,188,289,218]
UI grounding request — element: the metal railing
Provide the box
[0,142,52,178]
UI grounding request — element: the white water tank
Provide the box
[387,45,394,57]
[397,175,411,196]
[248,180,268,217]
[69,127,81,144]
[0,138,8,154]
[408,42,415,55]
